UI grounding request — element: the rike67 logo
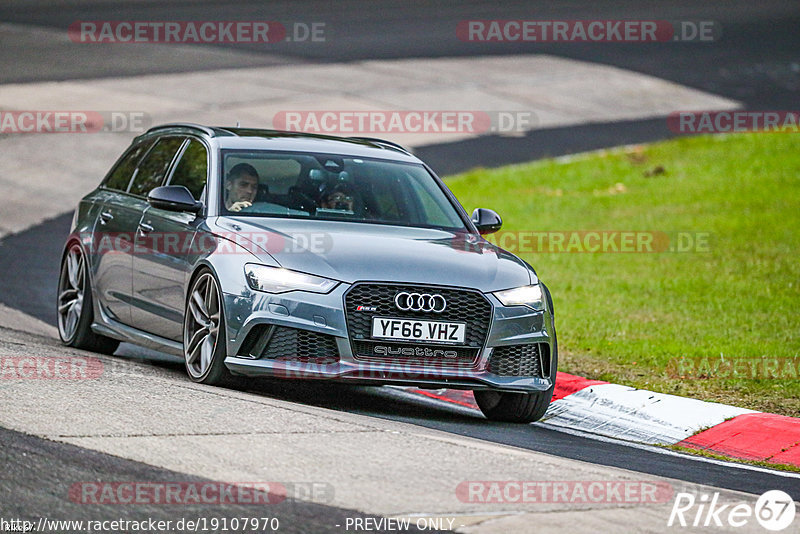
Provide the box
[668,490,796,531]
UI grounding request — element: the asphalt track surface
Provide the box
[1,0,799,521]
[241,380,800,498]
[0,426,434,533]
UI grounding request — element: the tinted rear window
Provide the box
[103,140,153,191]
[168,139,208,200]
[128,137,185,197]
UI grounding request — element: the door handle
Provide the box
[99,211,114,224]
[138,222,154,234]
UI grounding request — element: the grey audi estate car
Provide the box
[58,123,557,422]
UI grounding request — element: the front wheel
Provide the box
[474,388,553,423]
[57,243,119,355]
[476,313,558,423]
[183,269,234,385]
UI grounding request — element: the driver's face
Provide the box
[227,174,258,203]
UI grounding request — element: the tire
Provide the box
[475,284,558,423]
[57,242,120,355]
[183,268,234,386]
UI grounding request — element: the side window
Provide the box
[128,137,185,197]
[103,141,153,191]
[168,139,208,200]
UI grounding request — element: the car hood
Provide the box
[211,217,534,291]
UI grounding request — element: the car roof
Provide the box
[137,123,421,163]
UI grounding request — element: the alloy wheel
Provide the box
[57,245,85,341]
[184,272,222,379]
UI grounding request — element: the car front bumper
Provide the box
[221,283,555,393]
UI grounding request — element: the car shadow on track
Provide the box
[115,342,487,425]
[250,378,486,423]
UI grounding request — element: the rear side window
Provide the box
[128,137,185,197]
[168,139,208,200]
[103,141,153,191]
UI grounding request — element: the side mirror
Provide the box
[147,186,203,213]
[471,208,502,235]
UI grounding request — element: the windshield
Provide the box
[219,150,467,230]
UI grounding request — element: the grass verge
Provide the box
[446,132,800,417]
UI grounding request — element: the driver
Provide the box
[225,163,259,212]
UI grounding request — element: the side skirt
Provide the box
[91,305,183,356]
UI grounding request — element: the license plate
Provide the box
[371,317,465,344]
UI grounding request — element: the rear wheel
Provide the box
[56,243,120,354]
[183,269,234,385]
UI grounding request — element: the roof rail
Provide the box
[144,123,219,137]
[348,136,412,155]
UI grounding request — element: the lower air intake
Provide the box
[488,343,547,378]
[238,325,339,365]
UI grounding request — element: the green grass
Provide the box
[446,133,800,416]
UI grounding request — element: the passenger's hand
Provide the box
[229,201,252,212]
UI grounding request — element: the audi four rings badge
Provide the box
[394,292,447,313]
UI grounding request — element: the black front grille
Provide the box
[488,343,546,377]
[352,340,480,368]
[238,325,339,365]
[344,283,493,349]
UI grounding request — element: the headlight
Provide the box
[494,284,545,311]
[244,264,338,294]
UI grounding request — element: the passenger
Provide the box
[319,182,356,212]
[224,163,259,212]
